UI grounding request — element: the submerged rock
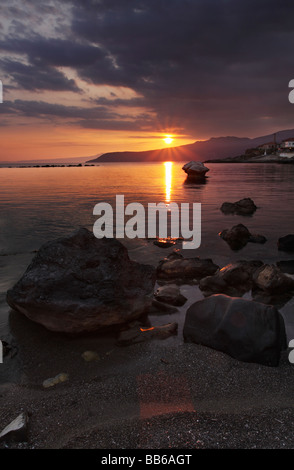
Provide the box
[0,412,29,443]
[219,224,267,250]
[220,198,257,216]
[199,260,263,297]
[182,161,209,180]
[278,234,294,252]
[6,228,156,334]
[183,294,287,366]
[156,252,219,282]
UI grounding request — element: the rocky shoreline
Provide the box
[1,197,294,449]
[205,153,294,164]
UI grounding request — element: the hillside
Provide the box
[86,129,294,163]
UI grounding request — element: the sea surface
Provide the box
[1,162,294,366]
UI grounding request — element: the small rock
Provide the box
[154,284,187,306]
[42,372,69,388]
[182,161,209,180]
[153,238,177,248]
[220,198,257,216]
[219,224,251,250]
[82,351,100,362]
[277,260,294,274]
[0,412,29,442]
[252,264,294,307]
[219,224,267,250]
[199,260,263,297]
[278,234,294,252]
[157,252,219,281]
[252,264,294,294]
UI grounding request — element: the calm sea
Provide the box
[1,162,294,341]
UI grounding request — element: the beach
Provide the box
[1,162,294,449]
[1,323,294,449]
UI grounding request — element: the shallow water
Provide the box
[1,162,294,359]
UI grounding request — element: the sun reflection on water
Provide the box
[164,161,173,204]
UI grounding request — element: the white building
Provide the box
[281,138,294,149]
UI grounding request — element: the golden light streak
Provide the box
[164,161,173,203]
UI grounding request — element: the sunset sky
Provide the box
[0,0,294,161]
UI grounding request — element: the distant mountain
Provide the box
[87,129,294,163]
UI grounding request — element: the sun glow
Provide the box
[163,135,173,145]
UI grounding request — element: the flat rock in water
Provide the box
[6,228,156,334]
[220,198,257,216]
[183,294,287,366]
[0,412,29,442]
[156,252,219,281]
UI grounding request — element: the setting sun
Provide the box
[163,135,173,145]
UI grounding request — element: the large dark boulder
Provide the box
[6,228,156,334]
[278,234,294,252]
[156,252,219,282]
[183,294,287,366]
[220,198,257,216]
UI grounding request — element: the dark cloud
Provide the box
[0,99,155,131]
[1,0,294,136]
[0,36,105,68]
[0,59,80,92]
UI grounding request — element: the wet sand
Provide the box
[1,303,294,449]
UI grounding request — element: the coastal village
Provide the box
[213,135,294,163]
